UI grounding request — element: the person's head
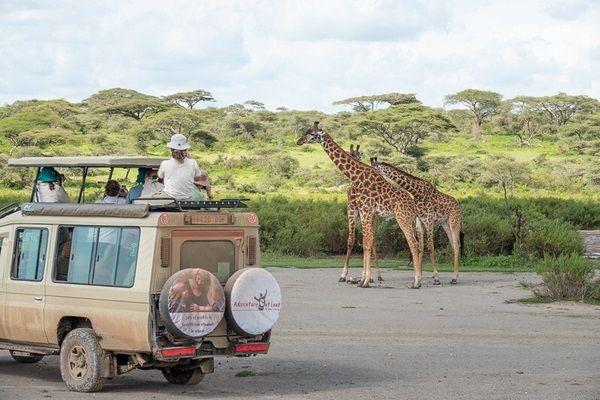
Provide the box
[167,134,190,163]
[104,180,121,197]
[38,167,61,183]
[192,270,210,293]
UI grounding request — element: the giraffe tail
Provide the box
[459,231,465,258]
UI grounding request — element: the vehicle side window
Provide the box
[55,226,139,287]
[12,228,48,281]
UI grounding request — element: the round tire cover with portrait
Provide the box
[159,268,226,339]
[225,268,282,336]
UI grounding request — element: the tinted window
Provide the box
[55,226,139,287]
[12,228,48,281]
[180,240,235,282]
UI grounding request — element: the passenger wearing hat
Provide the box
[126,167,164,204]
[158,134,212,201]
[34,167,71,203]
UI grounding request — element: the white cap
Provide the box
[166,133,191,150]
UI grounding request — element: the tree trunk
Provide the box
[472,122,482,139]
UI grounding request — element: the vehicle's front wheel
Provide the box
[161,366,205,385]
[9,350,44,363]
[59,328,105,392]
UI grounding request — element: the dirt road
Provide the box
[1,268,599,399]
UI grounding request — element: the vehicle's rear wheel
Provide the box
[161,366,205,385]
[9,350,44,363]
[59,328,105,392]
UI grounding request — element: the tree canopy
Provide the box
[444,89,502,138]
[333,93,420,112]
[163,89,215,109]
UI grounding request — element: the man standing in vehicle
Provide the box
[158,134,212,201]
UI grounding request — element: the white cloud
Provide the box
[0,0,599,112]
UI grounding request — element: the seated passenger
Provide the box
[158,134,212,201]
[126,168,165,204]
[96,180,124,204]
[34,167,71,203]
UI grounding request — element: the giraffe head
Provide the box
[348,144,363,161]
[296,121,325,145]
[370,156,389,174]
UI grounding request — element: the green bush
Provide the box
[462,210,514,256]
[536,253,598,300]
[523,220,583,258]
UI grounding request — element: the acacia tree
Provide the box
[85,88,170,120]
[501,97,550,147]
[163,89,215,109]
[444,89,502,139]
[536,92,599,127]
[358,104,455,153]
[333,93,420,112]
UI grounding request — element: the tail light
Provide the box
[235,343,269,353]
[160,346,196,358]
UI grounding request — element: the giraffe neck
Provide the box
[381,164,431,196]
[320,132,370,181]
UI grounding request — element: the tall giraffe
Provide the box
[297,123,423,288]
[371,158,462,284]
[345,145,382,283]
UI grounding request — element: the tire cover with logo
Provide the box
[224,268,282,336]
[159,268,226,339]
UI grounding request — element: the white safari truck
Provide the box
[0,157,281,392]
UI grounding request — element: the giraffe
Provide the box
[297,123,423,288]
[371,157,462,284]
[344,144,383,283]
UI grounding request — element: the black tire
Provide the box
[9,351,44,364]
[59,328,105,392]
[161,366,205,385]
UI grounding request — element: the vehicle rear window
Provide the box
[12,228,48,281]
[55,226,140,287]
[180,240,235,282]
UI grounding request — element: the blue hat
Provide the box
[37,167,61,183]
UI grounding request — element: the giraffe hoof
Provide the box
[378,276,384,282]
[339,277,346,282]
[433,279,441,285]
[369,278,375,283]
[359,280,370,288]
[450,279,457,285]
[409,283,421,289]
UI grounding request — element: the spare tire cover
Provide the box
[159,268,226,339]
[225,268,282,336]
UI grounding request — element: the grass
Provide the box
[262,253,541,272]
[235,370,257,377]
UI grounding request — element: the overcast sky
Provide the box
[1,0,599,112]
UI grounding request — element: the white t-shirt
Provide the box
[35,183,71,203]
[158,158,202,200]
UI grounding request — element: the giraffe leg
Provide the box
[397,216,422,289]
[424,221,440,285]
[359,215,375,288]
[416,218,425,269]
[373,218,383,282]
[442,222,460,284]
[341,206,357,282]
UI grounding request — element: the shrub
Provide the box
[462,211,514,256]
[536,253,598,300]
[523,220,583,258]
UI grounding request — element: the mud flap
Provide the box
[199,358,214,374]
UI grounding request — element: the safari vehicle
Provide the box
[0,157,281,392]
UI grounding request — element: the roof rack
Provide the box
[136,198,249,211]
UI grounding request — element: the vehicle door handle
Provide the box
[33,296,44,301]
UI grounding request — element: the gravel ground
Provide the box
[1,268,599,400]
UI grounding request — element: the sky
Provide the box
[1,0,599,113]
